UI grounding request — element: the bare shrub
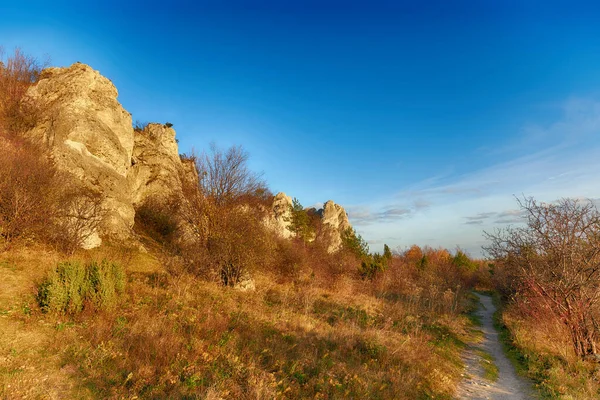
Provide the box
[170,145,277,285]
[0,136,104,251]
[0,47,45,137]
[50,184,105,253]
[485,197,600,358]
[0,139,59,243]
[206,204,275,286]
[135,195,180,244]
[196,143,268,205]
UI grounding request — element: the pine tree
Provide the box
[289,198,313,243]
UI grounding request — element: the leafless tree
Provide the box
[0,138,105,251]
[52,183,105,253]
[0,47,45,137]
[196,143,268,205]
[484,197,600,358]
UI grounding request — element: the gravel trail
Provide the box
[457,293,535,399]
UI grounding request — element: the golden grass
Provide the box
[0,246,90,399]
[0,244,475,399]
[501,302,600,399]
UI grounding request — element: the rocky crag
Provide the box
[268,193,351,252]
[318,200,352,251]
[24,62,352,251]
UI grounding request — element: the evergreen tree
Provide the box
[289,198,313,243]
[383,244,392,261]
[341,227,369,258]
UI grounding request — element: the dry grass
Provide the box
[0,246,88,399]
[0,47,482,398]
[65,270,467,399]
[0,243,475,399]
[499,300,600,398]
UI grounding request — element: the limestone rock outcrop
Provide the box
[24,63,196,247]
[267,193,352,252]
[128,123,195,207]
[318,200,352,252]
[22,62,353,252]
[267,192,293,239]
[25,63,135,245]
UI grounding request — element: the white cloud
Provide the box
[350,97,600,257]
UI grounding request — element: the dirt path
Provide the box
[457,293,535,399]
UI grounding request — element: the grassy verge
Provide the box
[475,349,499,382]
[60,273,470,399]
[492,293,600,399]
[1,247,477,399]
[465,291,483,334]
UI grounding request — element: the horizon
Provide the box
[3,1,600,257]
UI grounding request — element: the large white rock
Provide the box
[128,123,191,207]
[319,200,352,252]
[22,62,352,254]
[26,63,135,244]
[266,192,294,239]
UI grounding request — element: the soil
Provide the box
[457,293,535,399]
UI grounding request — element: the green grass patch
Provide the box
[37,259,125,314]
[475,349,499,382]
[464,291,485,342]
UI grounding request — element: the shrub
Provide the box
[196,143,268,205]
[0,138,104,251]
[37,259,125,314]
[358,256,386,280]
[0,47,44,137]
[133,120,148,132]
[37,261,88,314]
[50,183,105,253]
[0,139,60,243]
[87,260,126,309]
[206,205,275,286]
[135,196,179,243]
[486,197,600,358]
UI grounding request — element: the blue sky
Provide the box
[2,1,600,256]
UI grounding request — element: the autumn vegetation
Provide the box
[0,48,103,253]
[5,47,600,399]
[0,48,493,399]
[486,197,600,397]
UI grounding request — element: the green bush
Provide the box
[37,260,125,314]
[358,258,385,280]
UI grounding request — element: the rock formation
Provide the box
[25,63,135,246]
[267,192,293,239]
[318,200,352,252]
[24,63,195,247]
[268,193,352,252]
[22,62,353,252]
[128,123,195,207]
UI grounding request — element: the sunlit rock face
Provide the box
[265,192,294,239]
[318,200,352,252]
[128,123,194,207]
[25,63,198,247]
[23,62,352,252]
[26,63,135,245]
[266,193,352,253]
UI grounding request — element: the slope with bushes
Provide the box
[487,197,600,398]
[0,48,490,399]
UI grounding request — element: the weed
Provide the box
[475,349,499,382]
[37,259,125,314]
